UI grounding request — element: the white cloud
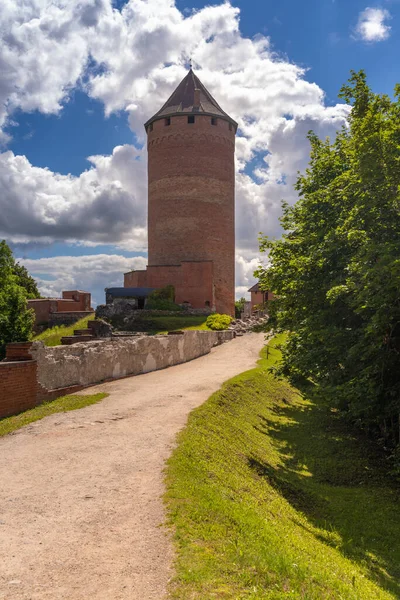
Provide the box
[354,7,391,42]
[0,145,147,249]
[19,254,147,306]
[1,0,351,289]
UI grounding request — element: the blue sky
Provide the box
[1,0,399,304]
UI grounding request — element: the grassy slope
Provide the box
[131,315,210,334]
[165,335,400,599]
[33,314,212,344]
[33,313,95,346]
[0,392,108,437]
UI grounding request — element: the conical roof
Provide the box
[144,69,237,130]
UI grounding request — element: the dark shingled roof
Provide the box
[248,282,262,293]
[144,69,237,130]
[106,287,155,298]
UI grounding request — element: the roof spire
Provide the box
[144,68,238,131]
[189,57,192,70]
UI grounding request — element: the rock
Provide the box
[88,319,113,338]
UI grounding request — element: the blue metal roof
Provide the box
[106,287,155,298]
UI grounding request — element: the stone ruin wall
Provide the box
[0,330,234,419]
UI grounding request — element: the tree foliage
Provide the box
[12,262,41,299]
[256,71,400,453]
[0,240,36,357]
[235,297,246,319]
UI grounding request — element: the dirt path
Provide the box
[0,333,264,600]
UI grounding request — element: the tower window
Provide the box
[188,115,195,124]
[211,117,217,126]
[165,117,171,126]
[148,123,153,132]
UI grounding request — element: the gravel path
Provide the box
[0,333,264,600]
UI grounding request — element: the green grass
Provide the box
[33,313,95,346]
[33,314,211,341]
[165,335,400,599]
[0,392,108,437]
[133,315,210,334]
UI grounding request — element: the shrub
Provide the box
[235,297,246,319]
[146,285,183,311]
[206,313,232,330]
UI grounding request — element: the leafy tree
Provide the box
[0,241,35,357]
[256,71,400,452]
[235,297,246,318]
[12,262,41,299]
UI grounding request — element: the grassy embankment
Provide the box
[34,314,210,345]
[0,392,108,437]
[165,335,400,599]
[141,315,210,333]
[33,313,96,346]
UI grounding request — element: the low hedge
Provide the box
[205,313,232,331]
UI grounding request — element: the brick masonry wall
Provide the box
[124,263,214,309]
[62,291,91,311]
[0,361,38,418]
[27,299,58,326]
[147,114,235,315]
[124,270,148,287]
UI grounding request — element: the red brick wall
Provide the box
[251,290,274,309]
[180,261,214,308]
[28,292,92,328]
[0,361,38,418]
[124,270,148,287]
[62,291,91,311]
[129,262,214,310]
[147,264,182,290]
[0,342,87,419]
[27,299,58,325]
[147,114,235,315]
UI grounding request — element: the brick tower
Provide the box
[124,69,237,315]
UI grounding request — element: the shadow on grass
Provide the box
[248,381,400,597]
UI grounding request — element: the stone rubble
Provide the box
[228,315,268,336]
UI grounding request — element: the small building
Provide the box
[28,290,93,331]
[105,287,155,309]
[248,283,273,311]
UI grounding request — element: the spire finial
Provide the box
[189,57,192,70]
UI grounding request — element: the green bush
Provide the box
[235,297,246,319]
[146,298,182,311]
[146,285,183,311]
[206,313,232,330]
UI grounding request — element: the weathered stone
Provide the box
[29,330,234,391]
[88,319,113,338]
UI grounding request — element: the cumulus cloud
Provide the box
[19,254,147,305]
[354,7,391,42]
[1,0,351,294]
[0,145,147,249]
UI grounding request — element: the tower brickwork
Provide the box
[124,69,237,315]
